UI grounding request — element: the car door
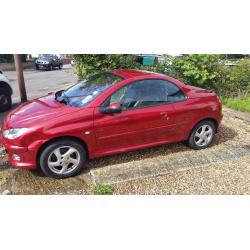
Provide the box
[52,55,58,66]
[93,79,179,154]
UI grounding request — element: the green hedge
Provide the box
[171,54,232,96]
[226,58,250,96]
[73,54,139,79]
[0,54,27,63]
[73,54,250,98]
[0,54,14,63]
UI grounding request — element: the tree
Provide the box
[73,54,139,79]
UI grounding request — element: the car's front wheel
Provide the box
[48,64,53,71]
[188,120,215,150]
[39,139,87,178]
[0,87,12,112]
[59,63,63,69]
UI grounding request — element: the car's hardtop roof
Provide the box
[110,69,189,91]
[111,69,166,79]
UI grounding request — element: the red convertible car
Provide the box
[0,70,222,178]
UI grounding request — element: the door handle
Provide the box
[160,112,168,116]
[160,112,169,119]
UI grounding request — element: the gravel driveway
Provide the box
[0,108,250,195]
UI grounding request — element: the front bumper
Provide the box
[0,133,37,169]
[36,63,50,69]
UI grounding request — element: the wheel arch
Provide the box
[36,136,89,165]
[191,117,219,135]
[0,81,13,95]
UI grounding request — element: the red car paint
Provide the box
[0,70,222,169]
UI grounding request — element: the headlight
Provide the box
[45,61,49,64]
[3,128,29,140]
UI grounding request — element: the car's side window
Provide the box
[164,80,186,103]
[121,80,168,109]
[109,85,129,104]
[103,79,186,110]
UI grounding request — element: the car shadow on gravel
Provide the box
[213,124,238,145]
[84,124,238,171]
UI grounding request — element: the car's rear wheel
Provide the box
[0,87,12,112]
[39,139,87,178]
[59,63,63,69]
[188,120,215,150]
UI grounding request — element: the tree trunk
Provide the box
[14,54,27,102]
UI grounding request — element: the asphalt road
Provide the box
[4,64,78,103]
[0,64,78,126]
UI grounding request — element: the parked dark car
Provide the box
[0,70,12,112]
[35,54,63,71]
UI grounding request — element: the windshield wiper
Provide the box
[55,90,70,105]
[63,94,70,105]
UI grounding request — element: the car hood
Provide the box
[3,94,80,129]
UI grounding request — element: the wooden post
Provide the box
[14,54,27,102]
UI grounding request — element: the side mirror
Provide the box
[100,102,122,114]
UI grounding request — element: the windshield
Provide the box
[38,54,53,60]
[55,73,123,107]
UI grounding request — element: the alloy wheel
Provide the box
[47,146,80,175]
[194,124,213,147]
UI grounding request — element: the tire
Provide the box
[0,87,12,112]
[59,63,63,69]
[48,64,53,71]
[36,65,39,70]
[39,139,87,179]
[188,120,215,150]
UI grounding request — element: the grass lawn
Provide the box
[223,95,250,113]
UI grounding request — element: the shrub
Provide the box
[221,54,247,59]
[172,55,220,85]
[0,54,28,63]
[0,54,14,63]
[226,58,250,97]
[139,55,175,76]
[94,183,113,195]
[73,54,140,79]
[171,54,237,96]
[73,54,176,80]
[73,54,250,98]
[20,54,28,63]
